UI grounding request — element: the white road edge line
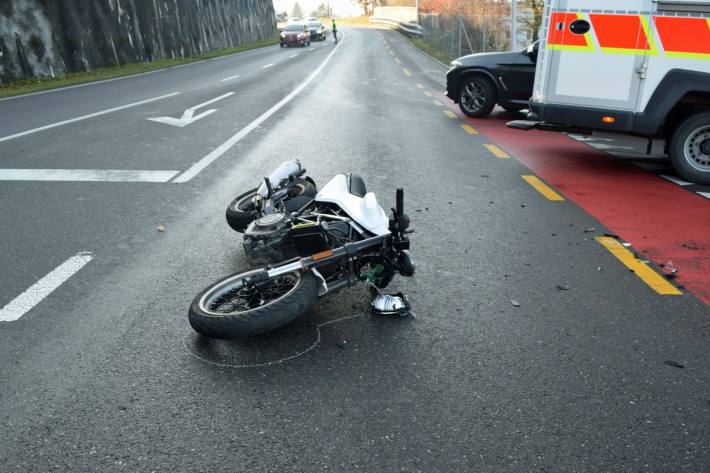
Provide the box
[220,74,240,82]
[0,169,179,182]
[0,92,180,144]
[0,252,93,322]
[660,174,694,187]
[699,192,710,200]
[289,54,299,58]
[172,33,346,183]
[262,63,275,69]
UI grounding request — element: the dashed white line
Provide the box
[220,74,240,82]
[172,32,346,183]
[0,252,93,322]
[0,169,179,182]
[0,92,180,144]
[308,47,316,51]
[289,54,299,58]
[661,175,694,186]
[262,63,275,69]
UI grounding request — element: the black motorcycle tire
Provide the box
[225,179,316,233]
[189,270,320,338]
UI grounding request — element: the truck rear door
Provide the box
[542,0,654,111]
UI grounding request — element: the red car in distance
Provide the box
[280,23,311,48]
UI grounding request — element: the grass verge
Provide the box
[408,37,453,66]
[0,34,280,99]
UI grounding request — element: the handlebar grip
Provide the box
[396,188,404,217]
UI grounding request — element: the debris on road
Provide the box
[664,360,685,369]
[158,224,165,232]
[557,284,570,291]
[661,260,679,279]
[337,340,348,348]
[510,300,521,307]
[584,227,596,233]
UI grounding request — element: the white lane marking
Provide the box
[289,54,299,58]
[587,142,634,150]
[308,47,316,51]
[0,70,166,103]
[147,92,234,128]
[0,169,179,182]
[660,175,694,187]
[0,252,93,322]
[699,192,710,200]
[220,74,240,82]
[262,63,275,69]
[172,33,346,183]
[0,92,180,143]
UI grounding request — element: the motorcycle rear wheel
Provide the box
[189,270,319,338]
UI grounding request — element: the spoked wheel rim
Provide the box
[684,125,710,172]
[200,273,301,315]
[460,80,487,114]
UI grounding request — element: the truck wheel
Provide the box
[669,111,710,185]
[458,76,496,118]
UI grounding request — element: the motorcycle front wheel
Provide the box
[225,188,260,233]
[188,270,320,338]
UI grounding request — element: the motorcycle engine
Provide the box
[243,213,291,262]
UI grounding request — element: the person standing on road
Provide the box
[332,18,338,43]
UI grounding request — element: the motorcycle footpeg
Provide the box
[371,292,415,318]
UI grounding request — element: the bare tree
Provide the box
[521,0,544,41]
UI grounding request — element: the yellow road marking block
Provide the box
[461,124,478,135]
[484,144,510,158]
[403,68,412,76]
[444,110,457,119]
[596,237,682,295]
[416,83,424,89]
[521,175,565,201]
[424,91,433,97]
[395,57,401,64]
[389,50,394,56]
[432,100,444,106]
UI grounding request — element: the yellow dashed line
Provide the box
[444,110,457,119]
[596,237,682,295]
[432,100,444,106]
[521,175,564,201]
[389,50,394,56]
[416,83,424,89]
[484,144,510,159]
[461,124,478,135]
[403,68,412,76]
[424,91,432,97]
[395,57,401,64]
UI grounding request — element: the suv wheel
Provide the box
[669,111,710,185]
[458,76,496,118]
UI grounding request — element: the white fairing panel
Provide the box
[316,174,390,236]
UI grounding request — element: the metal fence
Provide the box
[418,13,510,60]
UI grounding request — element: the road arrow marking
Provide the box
[147,92,234,128]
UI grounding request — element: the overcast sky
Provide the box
[272,0,364,17]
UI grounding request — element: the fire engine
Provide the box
[509,0,710,185]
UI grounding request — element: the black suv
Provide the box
[446,42,538,118]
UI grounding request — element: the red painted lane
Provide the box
[450,104,710,305]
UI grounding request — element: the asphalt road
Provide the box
[1,27,709,472]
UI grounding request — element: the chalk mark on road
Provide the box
[0,252,93,322]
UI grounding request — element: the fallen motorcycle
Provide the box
[225,160,317,233]
[189,173,415,338]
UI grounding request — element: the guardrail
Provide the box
[369,17,423,37]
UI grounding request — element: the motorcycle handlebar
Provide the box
[396,188,404,217]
